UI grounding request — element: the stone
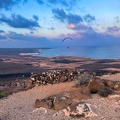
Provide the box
[98,86,113,97]
[114,84,120,91]
[54,95,73,110]
[74,72,94,87]
[67,91,91,101]
[34,99,53,109]
[63,102,97,118]
[59,75,66,82]
[107,81,115,89]
[81,86,91,95]
[88,78,104,93]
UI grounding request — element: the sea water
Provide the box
[0,45,120,59]
[36,45,120,59]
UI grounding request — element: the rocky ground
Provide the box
[0,55,120,120]
[0,78,120,120]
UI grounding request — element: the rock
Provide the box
[54,95,73,110]
[35,98,53,109]
[114,84,120,91]
[63,102,97,118]
[98,86,113,97]
[29,69,79,86]
[59,75,66,82]
[25,82,35,90]
[81,86,91,95]
[74,72,94,87]
[106,81,115,89]
[88,78,104,93]
[66,91,91,101]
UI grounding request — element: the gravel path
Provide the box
[0,81,120,120]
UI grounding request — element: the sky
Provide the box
[0,0,120,48]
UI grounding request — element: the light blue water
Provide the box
[36,45,120,59]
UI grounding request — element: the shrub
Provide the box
[0,92,9,98]
[98,86,113,97]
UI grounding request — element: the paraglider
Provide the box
[61,37,73,42]
[61,37,73,49]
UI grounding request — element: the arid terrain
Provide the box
[0,54,120,120]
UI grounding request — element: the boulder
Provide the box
[88,78,104,93]
[63,102,97,118]
[74,72,94,87]
[35,98,53,109]
[54,95,73,110]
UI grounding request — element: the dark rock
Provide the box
[98,86,113,97]
[88,78,104,93]
[75,72,94,87]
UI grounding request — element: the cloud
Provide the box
[6,31,39,41]
[48,0,58,4]
[52,8,83,24]
[0,35,6,40]
[106,26,120,33]
[115,16,120,23]
[0,0,25,10]
[84,14,95,23]
[33,15,39,21]
[52,8,67,22]
[67,23,94,32]
[0,14,40,30]
[0,30,5,33]
[60,28,120,46]
[0,31,61,48]
[106,26,120,37]
[67,24,75,29]
[48,27,55,30]
[47,0,77,8]
[67,13,83,24]
[36,0,44,4]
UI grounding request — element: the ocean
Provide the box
[36,45,120,59]
[0,45,120,59]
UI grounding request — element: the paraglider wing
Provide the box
[62,37,73,42]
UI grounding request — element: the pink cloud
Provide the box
[67,23,75,29]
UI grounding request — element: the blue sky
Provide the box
[0,0,120,48]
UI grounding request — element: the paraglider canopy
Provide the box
[61,37,73,42]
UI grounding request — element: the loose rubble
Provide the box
[32,69,120,118]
